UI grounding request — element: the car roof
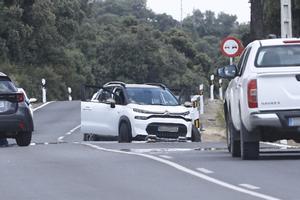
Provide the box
[258,38,300,47]
[104,82,165,89]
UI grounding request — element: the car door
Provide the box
[81,87,120,136]
[230,47,252,129]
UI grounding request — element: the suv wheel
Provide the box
[240,122,259,160]
[15,131,32,146]
[118,122,132,143]
[227,114,241,157]
[191,125,201,142]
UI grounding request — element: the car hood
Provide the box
[128,104,189,115]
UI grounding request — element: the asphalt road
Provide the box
[1,101,300,200]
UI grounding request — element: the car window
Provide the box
[255,45,300,67]
[236,49,246,72]
[126,87,179,106]
[0,80,17,93]
[114,88,125,105]
[97,87,114,103]
[239,47,252,76]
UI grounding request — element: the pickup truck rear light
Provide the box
[17,93,24,102]
[247,79,257,108]
[283,40,300,44]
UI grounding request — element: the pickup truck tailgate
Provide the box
[257,72,300,111]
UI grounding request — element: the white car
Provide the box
[217,38,300,160]
[81,82,201,142]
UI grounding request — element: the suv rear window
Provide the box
[0,79,17,93]
[255,45,300,67]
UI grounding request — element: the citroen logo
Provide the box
[164,110,170,115]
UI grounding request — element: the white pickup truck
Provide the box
[217,38,300,160]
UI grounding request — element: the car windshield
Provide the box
[255,45,300,67]
[126,87,179,106]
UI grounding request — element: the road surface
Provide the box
[0,101,300,200]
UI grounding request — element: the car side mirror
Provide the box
[183,101,192,108]
[106,98,116,108]
[217,65,238,79]
[29,98,37,103]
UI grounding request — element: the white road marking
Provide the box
[239,184,260,190]
[33,101,54,112]
[130,148,193,154]
[196,168,214,174]
[82,143,281,200]
[159,155,173,159]
[57,125,81,142]
[57,136,64,142]
[30,143,36,146]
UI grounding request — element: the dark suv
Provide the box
[0,73,34,146]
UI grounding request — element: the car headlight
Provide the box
[133,108,156,114]
[181,111,190,116]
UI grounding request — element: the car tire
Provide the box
[240,122,259,160]
[118,122,132,143]
[15,131,32,147]
[191,125,201,142]
[226,114,241,157]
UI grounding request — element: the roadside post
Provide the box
[68,87,72,101]
[210,75,214,101]
[191,95,200,131]
[219,79,223,100]
[42,78,46,103]
[199,84,204,114]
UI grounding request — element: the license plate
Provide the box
[158,126,178,132]
[288,117,300,127]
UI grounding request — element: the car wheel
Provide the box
[118,122,132,143]
[191,125,201,142]
[15,131,32,146]
[227,114,241,157]
[240,122,259,160]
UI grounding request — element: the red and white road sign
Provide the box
[220,37,244,57]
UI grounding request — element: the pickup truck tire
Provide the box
[118,122,132,143]
[226,114,241,157]
[240,122,259,160]
[191,125,201,142]
[15,131,32,146]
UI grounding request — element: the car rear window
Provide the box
[0,78,17,93]
[255,45,300,67]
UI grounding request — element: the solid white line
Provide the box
[159,155,173,159]
[82,143,280,200]
[239,184,260,190]
[196,168,214,174]
[33,101,54,112]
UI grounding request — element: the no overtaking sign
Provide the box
[220,37,244,57]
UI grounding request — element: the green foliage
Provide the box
[0,0,248,101]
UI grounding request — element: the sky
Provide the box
[147,0,251,23]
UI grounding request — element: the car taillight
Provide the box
[247,79,257,108]
[17,93,24,102]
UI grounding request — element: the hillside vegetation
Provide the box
[0,0,249,100]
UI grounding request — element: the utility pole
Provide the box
[281,0,293,38]
[180,0,183,26]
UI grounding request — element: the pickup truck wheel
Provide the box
[118,122,132,143]
[15,131,32,146]
[228,118,241,157]
[191,125,201,142]
[241,123,259,160]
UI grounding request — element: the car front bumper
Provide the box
[249,110,300,129]
[131,116,192,139]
